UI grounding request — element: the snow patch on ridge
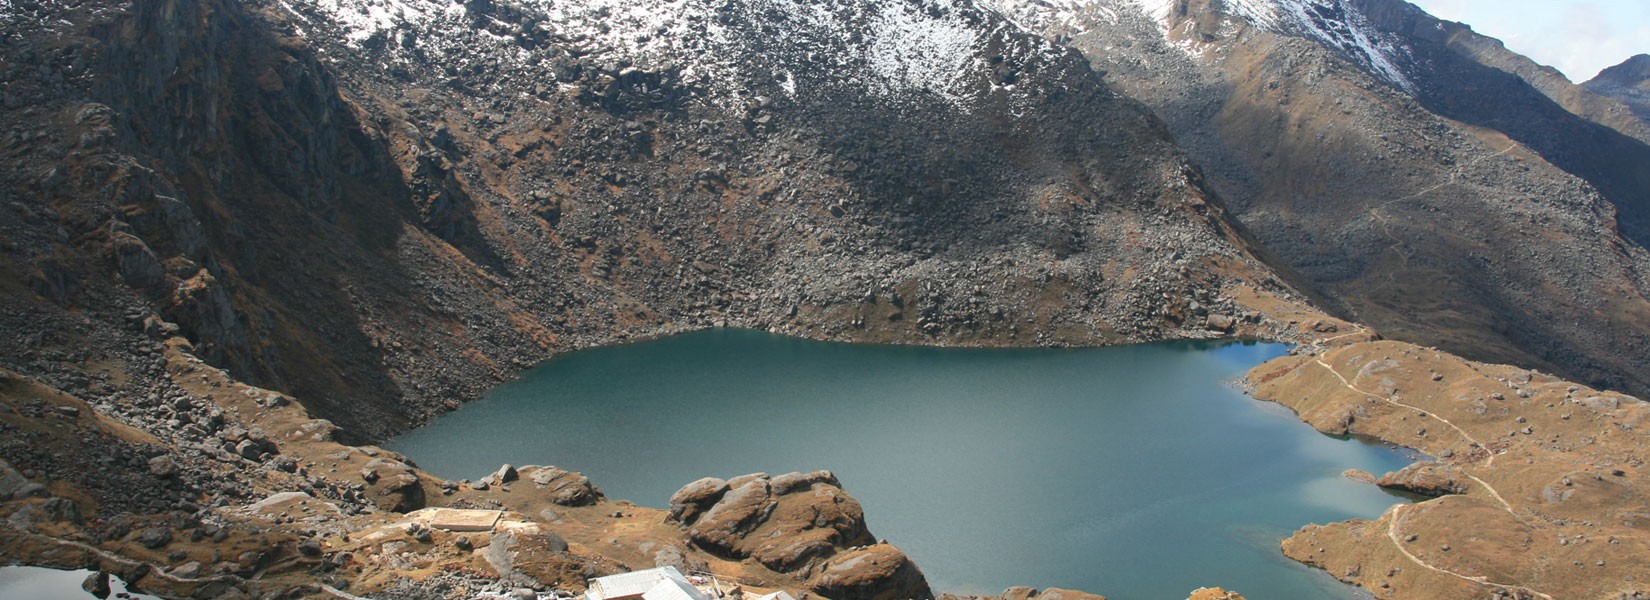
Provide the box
[301,0,464,45]
[985,0,1416,92]
[1222,0,1284,30]
[282,0,1015,111]
[1124,0,1177,24]
[1269,0,1415,92]
[867,4,982,102]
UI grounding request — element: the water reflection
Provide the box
[0,566,159,600]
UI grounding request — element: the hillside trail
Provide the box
[1363,142,1520,296]
[1310,355,1553,600]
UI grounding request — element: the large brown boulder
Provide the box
[361,458,424,512]
[996,587,1107,600]
[1186,588,1245,600]
[749,481,869,571]
[771,470,840,494]
[687,475,778,555]
[674,471,871,570]
[671,472,925,598]
[519,466,602,506]
[668,477,729,523]
[807,543,932,600]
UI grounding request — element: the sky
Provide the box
[1406,0,1650,82]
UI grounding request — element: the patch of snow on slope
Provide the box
[996,0,1415,92]
[1124,0,1177,24]
[980,0,1129,38]
[531,0,717,82]
[1271,0,1415,92]
[302,0,462,45]
[866,2,982,103]
[287,0,1004,111]
[1222,0,1283,30]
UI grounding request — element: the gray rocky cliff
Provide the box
[1587,54,1650,126]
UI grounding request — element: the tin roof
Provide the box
[587,567,700,600]
[642,577,709,600]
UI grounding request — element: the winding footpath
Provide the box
[1369,143,1520,216]
[1310,355,1553,600]
[1364,142,1520,294]
[1380,505,1552,600]
[1310,357,1488,464]
[1314,323,1374,346]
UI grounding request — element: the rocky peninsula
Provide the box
[1251,339,1649,599]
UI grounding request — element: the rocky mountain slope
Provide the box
[1415,28,1650,147]
[0,0,1324,443]
[1336,0,1650,246]
[0,0,1330,597]
[1588,54,1650,126]
[989,0,1650,399]
[1,0,1647,599]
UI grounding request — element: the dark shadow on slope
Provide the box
[84,0,516,438]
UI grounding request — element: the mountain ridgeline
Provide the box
[1588,53,1650,126]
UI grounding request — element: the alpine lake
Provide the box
[389,329,1415,600]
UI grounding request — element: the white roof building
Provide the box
[641,577,709,600]
[586,567,710,600]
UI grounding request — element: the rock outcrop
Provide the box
[1186,588,1245,600]
[670,472,929,600]
[809,544,933,600]
[1375,462,1466,497]
[518,466,602,507]
[997,586,1107,600]
[361,457,425,513]
[668,477,730,524]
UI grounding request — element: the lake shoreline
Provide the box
[388,330,1408,599]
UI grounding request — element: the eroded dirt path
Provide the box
[1312,357,1554,600]
[1312,357,1488,464]
[1381,505,1554,600]
[1365,143,1521,294]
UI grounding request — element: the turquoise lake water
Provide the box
[389,329,1412,599]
